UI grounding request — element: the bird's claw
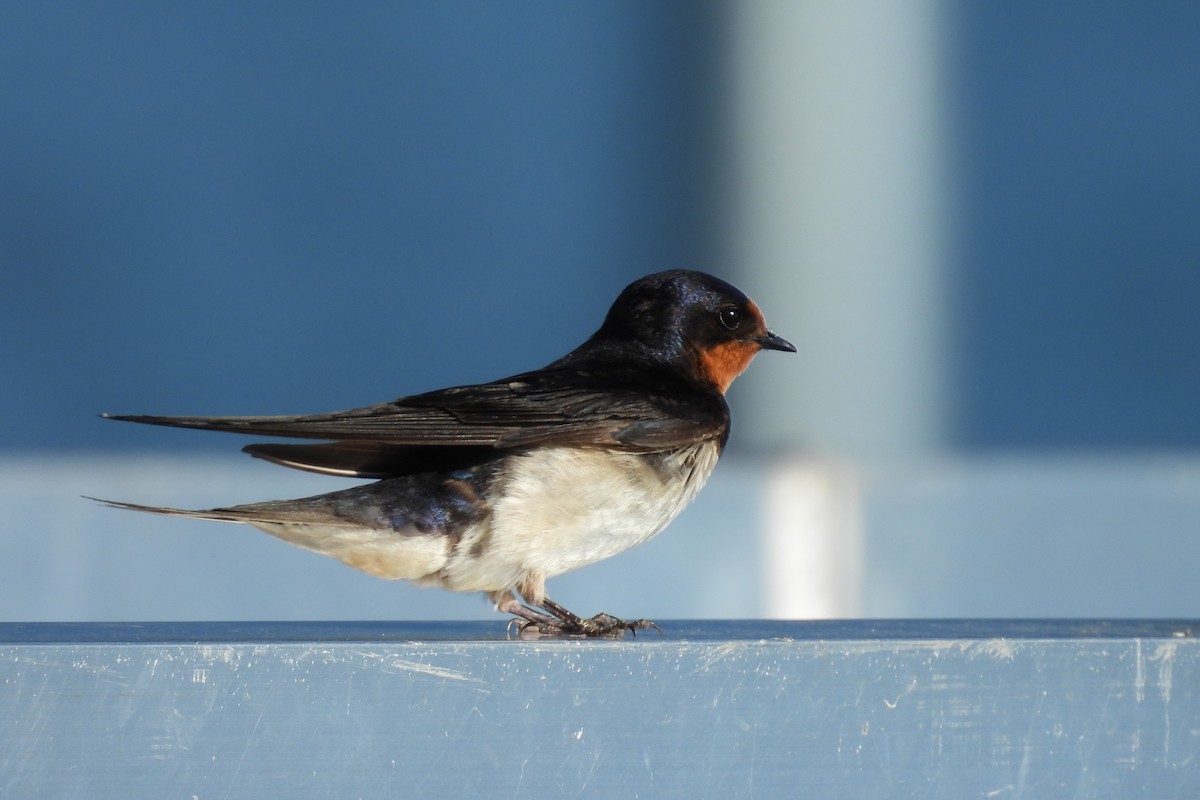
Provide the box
[512,612,662,640]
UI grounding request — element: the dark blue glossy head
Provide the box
[567,270,794,388]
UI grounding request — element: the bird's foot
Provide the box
[510,597,661,640]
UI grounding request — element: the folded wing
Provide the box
[105,367,727,476]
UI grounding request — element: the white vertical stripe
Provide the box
[764,459,862,618]
[731,1,950,457]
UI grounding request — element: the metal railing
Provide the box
[3,620,1195,798]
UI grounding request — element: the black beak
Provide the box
[756,330,796,353]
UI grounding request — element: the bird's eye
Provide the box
[719,306,743,331]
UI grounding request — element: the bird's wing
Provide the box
[241,442,501,478]
[104,368,727,456]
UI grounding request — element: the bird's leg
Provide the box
[494,592,560,633]
[497,579,660,639]
[523,597,661,639]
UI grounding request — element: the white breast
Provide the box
[440,441,721,593]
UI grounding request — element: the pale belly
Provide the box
[439,442,721,593]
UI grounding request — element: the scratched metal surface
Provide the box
[2,621,1197,799]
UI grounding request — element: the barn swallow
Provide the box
[97,270,794,638]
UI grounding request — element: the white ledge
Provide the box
[2,620,1196,798]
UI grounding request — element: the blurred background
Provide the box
[2,2,1197,622]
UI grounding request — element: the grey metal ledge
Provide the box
[3,620,1198,798]
[4,618,1196,643]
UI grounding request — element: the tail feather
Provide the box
[85,496,363,527]
[87,497,264,524]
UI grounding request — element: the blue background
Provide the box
[950,3,1200,448]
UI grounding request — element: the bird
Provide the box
[96,270,795,638]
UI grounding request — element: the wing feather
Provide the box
[104,367,727,455]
